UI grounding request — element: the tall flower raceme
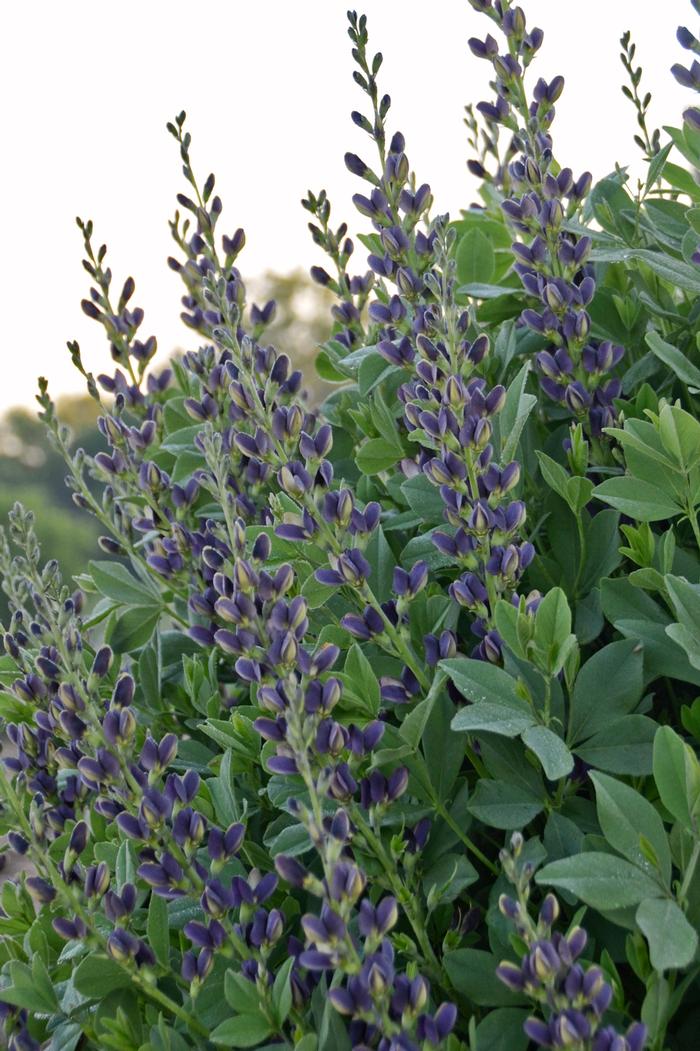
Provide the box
[673,0,700,132]
[496,836,647,1051]
[318,12,537,663]
[163,139,464,1012]
[464,100,518,192]
[467,0,624,441]
[303,187,374,353]
[397,224,537,664]
[160,116,436,704]
[76,217,165,411]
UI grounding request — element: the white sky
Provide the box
[0,0,691,412]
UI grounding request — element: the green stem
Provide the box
[352,810,445,984]
[679,838,700,905]
[686,503,700,553]
[571,513,588,599]
[432,797,498,875]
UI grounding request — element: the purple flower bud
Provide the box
[26,876,56,904]
[91,646,113,678]
[275,855,308,888]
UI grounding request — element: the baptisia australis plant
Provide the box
[6,1,700,1050]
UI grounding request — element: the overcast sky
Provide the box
[0,0,690,412]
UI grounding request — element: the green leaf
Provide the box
[401,527,455,571]
[138,642,161,711]
[295,1037,318,1051]
[2,957,59,1013]
[147,892,170,967]
[341,644,380,716]
[315,341,350,382]
[601,576,700,687]
[271,957,294,1025]
[369,389,401,443]
[399,676,445,749]
[658,404,700,469]
[422,852,479,904]
[569,639,644,744]
[665,575,700,670]
[48,1021,83,1051]
[499,362,536,463]
[533,587,575,675]
[522,725,574,780]
[636,898,698,971]
[356,437,400,475]
[590,771,671,885]
[589,176,635,238]
[646,330,700,390]
[536,852,663,910]
[475,1008,530,1051]
[544,812,585,861]
[450,699,534,738]
[89,560,160,606]
[358,352,399,397]
[210,1014,273,1048]
[646,140,674,190]
[116,840,136,889]
[536,452,570,502]
[364,525,395,601]
[593,476,682,521]
[666,622,700,670]
[456,228,496,285]
[479,736,544,797]
[467,779,544,829]
[459,282,519,299]
[400,475,445,524]
[224,970,263,1015]
[316,982,352,1051]
[565,475,594,514]
[422,692,467,800]
[629,248,700,292]
[265,822,312,858]
[107,605,161,653]
[301,568,336,610]
[641,970,670,1045]
[574,715,657,775]
[443,659,535,738]
[442,657,525,708]
[670,156,700,197]
[653,726,700,829]
[73,954,133,998]
[443,948,525,1007]
[160,424,204,453]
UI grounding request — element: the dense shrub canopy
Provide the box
[2,2,700,1050]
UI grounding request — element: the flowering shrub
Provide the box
[3,1,700,1048]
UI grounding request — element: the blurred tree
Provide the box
[249,268,333,404]
[0,395,102,620]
